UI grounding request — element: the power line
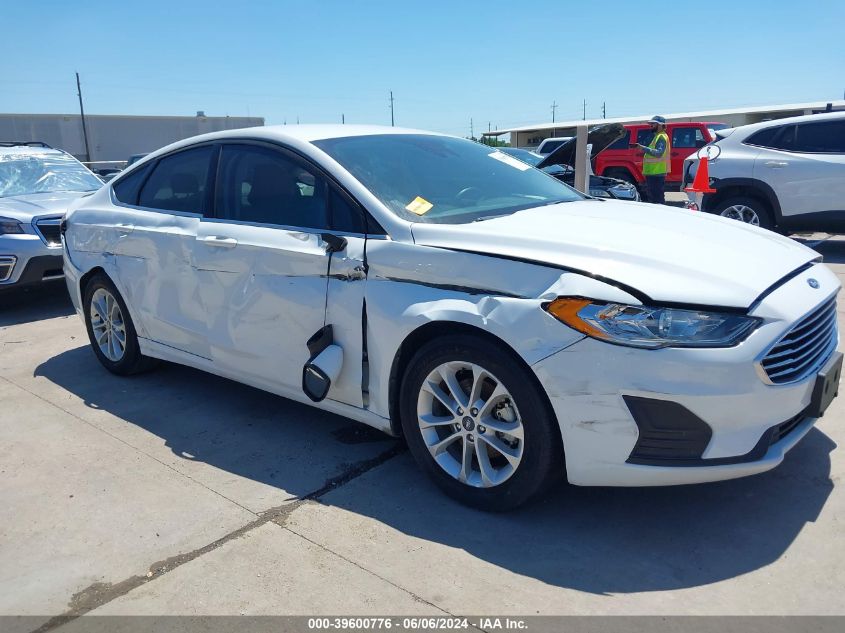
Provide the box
[75,72,92,163]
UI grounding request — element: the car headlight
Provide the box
[589,189,611,198]
[544,297,759,348]
[0,217,24,235]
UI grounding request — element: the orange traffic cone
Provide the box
[684,157,716,194]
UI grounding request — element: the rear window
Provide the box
[138,146,216,214]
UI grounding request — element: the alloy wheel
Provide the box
[90,287,127,362]
[416,361,524,488]
[720,204,760,226]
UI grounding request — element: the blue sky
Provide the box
[3,0,843,136]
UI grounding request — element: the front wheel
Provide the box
[400,335,563,511]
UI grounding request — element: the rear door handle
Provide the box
[201,236,238,248]
[764,160,788,168]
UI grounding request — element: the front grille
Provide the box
[34,217,62,247]
[0,256,16,282]
[761,296,838,384]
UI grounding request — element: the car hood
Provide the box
[0,191,93,221]
[410,201,820,308]
[536,123,625,170]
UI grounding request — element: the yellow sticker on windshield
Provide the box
[405,196,434,215]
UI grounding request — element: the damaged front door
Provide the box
[194,142,366,407]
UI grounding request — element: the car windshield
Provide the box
[0,152,102,198]
[313,134,583,224]
[500,148,543,166]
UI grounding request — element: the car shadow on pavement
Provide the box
[35,345,836,596]
[0,282,74,327]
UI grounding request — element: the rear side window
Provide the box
[215,144,329,230]
[671,127,706,149]
[744,126,781,148]
[112,163,151,205]
[138,146,215,214]
[607,130,630,150]
[793,121,845,153]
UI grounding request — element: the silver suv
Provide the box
[683,112,845,232]
[0,142,102,290]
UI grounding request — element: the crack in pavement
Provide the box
[30,443,405,633]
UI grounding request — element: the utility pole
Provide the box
[602,101,606,119]
[342,113,345,124]
[389,90,395,126]
[551,100,558,123]
[582,98,587,120]
[470,118,474,139]
[75,72,92,164]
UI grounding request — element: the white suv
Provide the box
[683,112,845,232]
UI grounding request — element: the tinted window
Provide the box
[329,188,366,233]
[672,127,706,149]
[636,129,654,146]
[793,121,845,153]
[607,130,630,150]
[744,126,781,148]
[112,164,151,205]
[138,146,215,214]
[313,134,583,224]
[539,139,565,153]
[215,145,329,230]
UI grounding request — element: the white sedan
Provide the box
[62,125,841,510]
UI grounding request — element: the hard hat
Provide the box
[649,115,667,125]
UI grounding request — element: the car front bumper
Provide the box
[532,262,841,486]
[0,233,63,290]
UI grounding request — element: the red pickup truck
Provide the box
[594,121,728,190]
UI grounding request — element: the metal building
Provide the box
[0,112,264,166]
[484,100,845,149]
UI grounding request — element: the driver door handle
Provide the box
[201,235,238,248]
[764,160,788,168]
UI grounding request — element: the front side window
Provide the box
[0,152,102,198]
[215,145,329,230]
[138,146,215,214]
[313,134,583,224]
[636,129,654,146]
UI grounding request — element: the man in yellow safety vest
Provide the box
[635,115,671,204]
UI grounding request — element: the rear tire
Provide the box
[713,195,774,230]
[399,334,563,511]
[83,273,158,375]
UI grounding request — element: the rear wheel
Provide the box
[83,274,157,375]
[400,335,562,511]
[714,195,774,230]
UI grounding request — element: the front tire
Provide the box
[83,273,157,375]
[399,335,562,511]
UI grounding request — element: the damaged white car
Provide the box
[62,125,841,510]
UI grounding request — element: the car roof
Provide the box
[730,111,845,138]
[0,146,67,158]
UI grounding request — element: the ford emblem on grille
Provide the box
[808,278,820,289]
